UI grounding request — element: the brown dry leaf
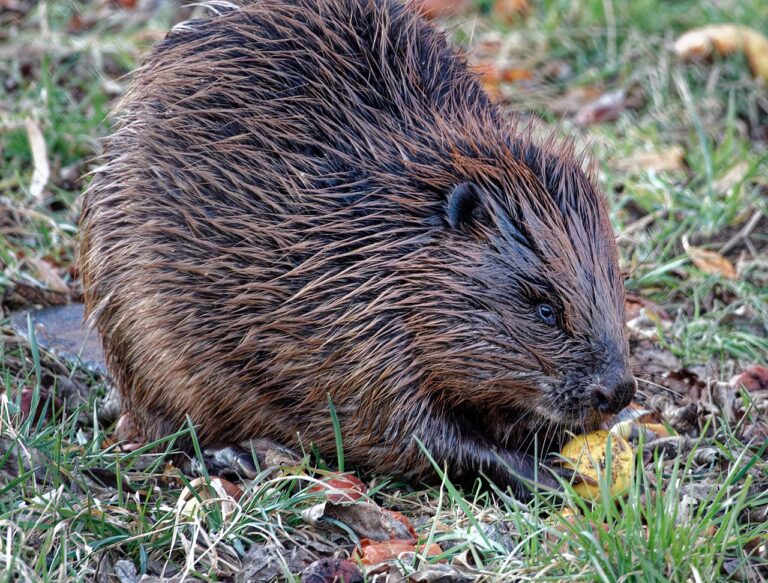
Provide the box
[682,236,738,279]
[547,509,611,545]
[301,558,363,583]
[575,89,629,125]
[625,294,673,341]
[4,280,69,309]
[411,0,472,20]
[27,257,69,293]
[0,0,28,11]
[492,0,530,23]
[355,539,442,566]
[624,294,672,323]
[18,385,61,423]
[614,145,686,174]
[713,161,750,195]
[729,365,768,392]
[303,500,415,541]
[549,86,604,116]
[410,565,476,583]
[674,24,768,81]
[24,119,50,202]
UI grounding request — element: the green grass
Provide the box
[1,0,767,581]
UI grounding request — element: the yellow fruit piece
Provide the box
[560,430,634,500]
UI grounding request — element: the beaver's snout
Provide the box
[591,376,636,414]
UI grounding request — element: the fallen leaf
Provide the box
[381,509,418,540]
[492,0,530,23]
[549,86,604,116]
[240,542,316,582]
[713,161,750,195]
[482,63,532,84]
[539,59,572,81]
[547,509,612,545]
[575,89,629,125]
[17,385,61,423]
[674,24,768,81]
[625,295,672,341]
[624,293,672,323]
[729,365,768,392]
[27,257,69,293]
[114,560,137,583]
[682,236,738,279]
[303,501,415,541]
[625,294,673,341]
[614,145,686,174]
[309,473,367,503]
[301,558,363,583]
[410,564,476,583]
[474,62,532,99]
[412,0,471,19]
[24,119,50,202]
[177,476,242,520]
[355,539,442,566]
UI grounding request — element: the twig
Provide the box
[616,208,666,244]
[719,208,763,255]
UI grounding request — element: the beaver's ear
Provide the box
[446,182,490,230]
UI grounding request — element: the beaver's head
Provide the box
[414,135,634,435]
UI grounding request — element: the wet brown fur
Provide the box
[79,0,632,497]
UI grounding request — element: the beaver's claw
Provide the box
[543,454,598,489]
[187,445,260,480]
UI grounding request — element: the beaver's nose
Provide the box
[593,377,636,414]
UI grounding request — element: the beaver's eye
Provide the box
[536,303,556,326]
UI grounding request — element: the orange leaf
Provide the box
[729,365,768,392]
[356,539,442,566]
[309,473,367,503]
[412,0,471,20]
[473,62,532,101]
[493,0,530,22]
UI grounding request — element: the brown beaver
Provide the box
[79,0,635,498]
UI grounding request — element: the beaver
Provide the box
[79,0,635,498]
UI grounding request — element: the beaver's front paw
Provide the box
[486,450,585,501]
[187,439,303,481]
[186,445,260,480]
